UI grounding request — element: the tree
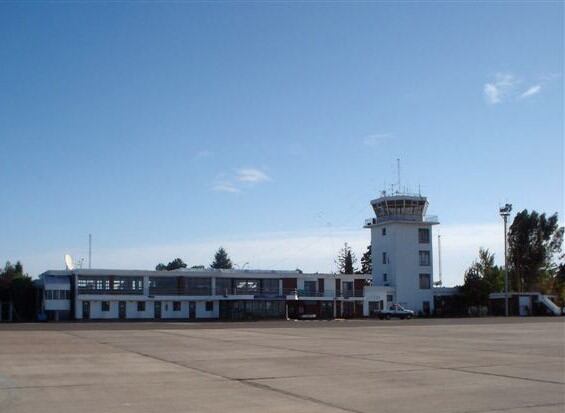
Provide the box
[211,247,233,269]
[461,265,491,309]
[476,248,504,293]
[360,245,372,274]
[508,210,564,292]
[461,249,504,309]
[335,243,357,274]
[0,261,34,321]
[155,258,188,271]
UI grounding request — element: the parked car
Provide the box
[375,304,414,320]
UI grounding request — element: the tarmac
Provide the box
[0,317,563,412]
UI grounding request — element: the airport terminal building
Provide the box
[37,269,373,321]
[37,192,441,321]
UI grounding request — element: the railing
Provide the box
[365,215,439,225]
[283,289,364,298]
[215,288,282,297]
[78,288,144,296]
[148,288,212,296]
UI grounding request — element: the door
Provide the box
[422,301,430,315]
[519,296,530,316]
[189,301,196,320]
[118,301,126,319]
[282,278,297,295]
[82,301,90,320]
[154,301,161,319]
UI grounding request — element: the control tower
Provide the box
[364,192,439,314]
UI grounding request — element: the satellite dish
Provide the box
[64,254,74,271]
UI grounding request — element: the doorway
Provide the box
[189,301,196,320]
[154,301,162,319]
[119,301,126,319]
[82,301,90,320]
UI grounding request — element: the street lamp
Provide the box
[499,203,512,317]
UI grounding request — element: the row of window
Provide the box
[381,250,431,266]
[78,276,144,294]
[380,228,431,244]
[100,301,215,312]
[45,290,71,300]
[381,273,430,289]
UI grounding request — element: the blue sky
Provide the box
[1,2,563,284]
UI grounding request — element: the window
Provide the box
[101,301,110,312]
[215,278,232,295]
[382,227,386,236]
[382,252,387,264]
[45,290,52,300]
[234,279,259,295]
[205,301,214,312]
[303,281,317,295]
[261,279,279,295]
[137,301,145,312]
[423,301,431,315]
[419,250,431,266]
[173,301,181,311]
[419,228,430,243]
[386,294,394,303]
[419,274,431,289]
[383,273,388,282]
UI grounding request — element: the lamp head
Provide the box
[499,203,512,217]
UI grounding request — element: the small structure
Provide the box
[489,292,562,316]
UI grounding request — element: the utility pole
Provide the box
[499,204,512,317]
[88,234,92,269]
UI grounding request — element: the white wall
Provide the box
[75,299,219,320]
[363,286,395,316]
[126,301,154,319]
[195,300,219,319]
[88,300,119,319]
[371,222,435,313]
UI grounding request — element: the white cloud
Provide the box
[194,150,212,159]
[363,133,392,146]
[235,168,271,183]
[519,84,542,99]
[483,73,517,104]
[211,181,240,193]
[23,223,505,287]
[210,167,271,194]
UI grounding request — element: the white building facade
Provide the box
[365,194,438,315]
[38,269,370,321]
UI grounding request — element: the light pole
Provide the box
[499,203,512,317]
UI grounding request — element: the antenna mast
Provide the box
[438,233,443,287]
[396,158,401,193]
[88,234,92,269]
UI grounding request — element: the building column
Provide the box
[211,277,216,296]
[143,276,150,296]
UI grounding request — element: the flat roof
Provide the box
[40,268,370,280]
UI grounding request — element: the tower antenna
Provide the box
[88,234,92,269]
[396,158,401,194]
[437,233,443,287]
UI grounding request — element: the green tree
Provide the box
[508,210,564,292]
[461,265,490,309]
[476,248,504,293]
[155,258,188,271]
[335,243,357,274]
[0,261,35,321]
[211,247,233,269]
[360,245,372,274]
[461,249,503,309]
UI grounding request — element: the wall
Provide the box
[371,222,435,313]
[75,299,219,320]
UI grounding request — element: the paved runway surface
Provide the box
[1,318,563,412]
